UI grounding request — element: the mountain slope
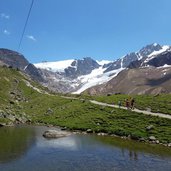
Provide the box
[84,66,171,95]
[0,65,74,125]
[0,48,44,82]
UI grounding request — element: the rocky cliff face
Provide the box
[0,48,44,82]
[64,57,100,78]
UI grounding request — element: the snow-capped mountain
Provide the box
[103,43,168,72]
[128,45,171,68]
[34,43,171,94]
[35,57,116,93]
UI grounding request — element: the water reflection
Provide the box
[37,136,79,150]
[92,135,171,159]
[129,150,138,160]
[0,125,35,163]
[0,126,171,171]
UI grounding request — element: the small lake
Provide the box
[0,125,171,171]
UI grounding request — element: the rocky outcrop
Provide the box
[65,57,100,78]
[0,109,31,126]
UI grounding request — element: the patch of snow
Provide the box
[34,59,74,72]
[96,60,112,65]
[137,53,143,60]
[121,58,124,68]
[73,67,125,94]
[24,65,28,70]
[153,43,158,46]
[158,64,171,68]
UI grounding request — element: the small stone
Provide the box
[61,127,67,130]
[167,143,171,147]
[149,136,156,141]
[139,138,145,142]
[156,140,160,144]
[127,135,131,139]
[146,125,154,131]
[46,108,53,115]
[97,133,107,136]
[0,123,6,127]
[86,129,93,133]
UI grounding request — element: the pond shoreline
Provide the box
[1,120,171,148]
[7,121,171,148]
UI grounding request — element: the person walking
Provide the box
[118,100,122,108]
[125,99,129,109]
[130,98,135,110]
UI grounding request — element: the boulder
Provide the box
[0,123,6,127]
[43,130,71,138]
[97,133,107,136]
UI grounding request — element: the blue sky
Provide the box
[0,0,171,63]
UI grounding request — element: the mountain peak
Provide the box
[138,43,162,57]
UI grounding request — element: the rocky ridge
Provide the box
[0,48,44,82]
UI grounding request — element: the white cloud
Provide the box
[1,13,10,19]
[26,35,37,42]
[3,29,10,35]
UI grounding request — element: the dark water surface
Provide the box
[0,125,171,171]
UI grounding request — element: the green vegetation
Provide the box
[32,100,171,143]
[0,66,171,144]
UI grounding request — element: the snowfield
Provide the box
[34,59,74,72]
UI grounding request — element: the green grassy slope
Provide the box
[0,66,171,144]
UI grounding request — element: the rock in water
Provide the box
[43,130,71,138]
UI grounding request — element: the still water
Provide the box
[0,125,171,171]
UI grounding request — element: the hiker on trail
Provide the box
[130,98,135,110]
[118,100,121,108]
[125,99,130,109]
